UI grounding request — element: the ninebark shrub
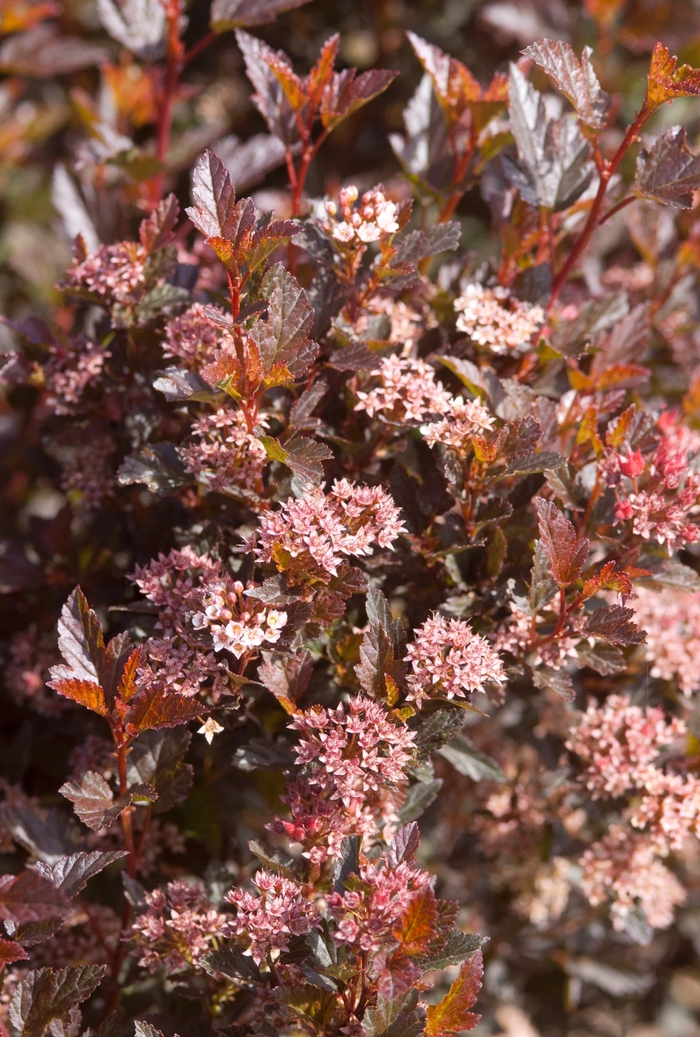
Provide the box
[2,2,700,1036]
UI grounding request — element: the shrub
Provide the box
[2,2,700,1036]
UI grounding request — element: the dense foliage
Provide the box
[5,2,700,1036]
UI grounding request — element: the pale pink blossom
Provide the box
[224,870,320,963]
[162,303,222,367]
[44,336,109,415]
[421,396,496,449]
[64,241,147,306]
[131,880,229,973]
[631,585,700,696]
[182,408,267,496]
[580,827,685,931]
[325,185,399,246]
[256,479,406,582]
[405,614,505,707]
[355,354,452,425]
[290,696,415,812]
[566,694,684,799]
[454,283,544,353]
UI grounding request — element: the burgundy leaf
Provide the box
[0,872,68,925]
[34,851,128,900]
[250,264,317,377]
[211,0,312,31]
[139,194,180,253]
[580,605,646,646]
[124,684,207,735]
[58,772,157,831]
[534,498,589,587]
[523,40,611,129]
[320,67,398,130]
[0,938,30,967]
[425,949,483,1035]
[635,126,700,209]
[186,151,255,248]
[9,965,106,1037]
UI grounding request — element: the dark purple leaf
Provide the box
[523,40,611,129]
[9,965,106,1037]
[534,498,589,587]
[635,126,700,208]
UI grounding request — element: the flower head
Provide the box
[454,284,544,354]
[224,870,320,963]
[256,480,406,583]
[405,614,505,707]
[355,355,452,425]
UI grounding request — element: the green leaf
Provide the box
[575,641,626,676]
[258,435,332,486]
[399,779,442,823]
[531,666,575,701]
[363,990,426,1037]
[418,930,485,971]
[248,839,299,880]
[502,451,567,475]
[200,946,262,983]
[9,965,106,1037]
[136,284,190,324]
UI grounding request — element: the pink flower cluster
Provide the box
[5,626,64,717]
[182,408,268,496]
[569,695,700,929]
[58,435,116,511]
[64,241,147,306]
[354,355,452,425]
[291,696,415,811]
[131,880,229,973]
[611,419,700,551]
[454,283,544,353]
[44,336,109,415]
[421,397,496,449]
[256,479,406,582]
[192,578,287,659]
[129,547,229,696]
[631,585,700,696]
[580,827,685,932]
[327,847,434,994]
[224,870,320,964]
[322,185,399,245]
[405,614,505,707]
[163,303,222,367]
[566,694,684,799]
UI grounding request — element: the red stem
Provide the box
[183,28,216,67]
[148,0,184,206]
[547,103,651,309]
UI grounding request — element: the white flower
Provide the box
[198,717,224,744]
